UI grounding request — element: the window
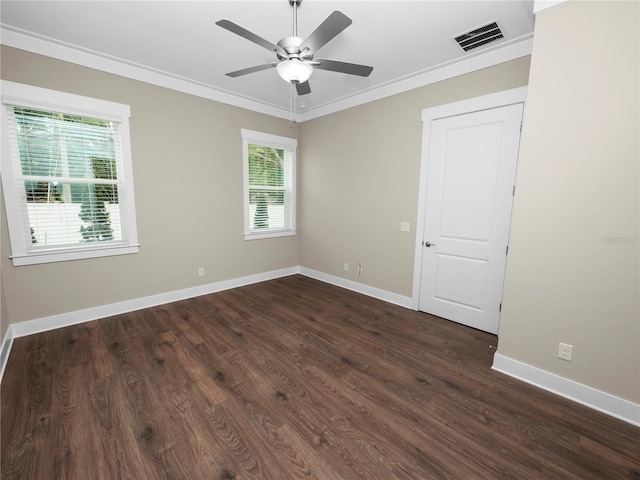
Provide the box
[1,81,139,266]
[241,129,296,240]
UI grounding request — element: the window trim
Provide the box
[1,80,140,266]
[241,129,297,240]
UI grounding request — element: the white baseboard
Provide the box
[2,266,413,382]
[0,325,14,384]
[6,270,636,429]
[298,267,414,309]
[492,353,640,427]
[10,267,299,339]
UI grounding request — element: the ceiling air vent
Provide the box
[454,21,504,52]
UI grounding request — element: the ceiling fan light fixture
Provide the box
[277,59,313,84]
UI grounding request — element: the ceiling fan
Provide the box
[216,0,373,96]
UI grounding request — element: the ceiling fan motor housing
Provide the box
[276,37,313,61]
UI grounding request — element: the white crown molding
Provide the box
[1,25,532,122]
[0,26,293,121]
[298,35,533,122]
[493,353,640,428]
[533,0,568,15]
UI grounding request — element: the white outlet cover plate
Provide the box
[558,342,573,361]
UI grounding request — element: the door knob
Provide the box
[425,241,436,247]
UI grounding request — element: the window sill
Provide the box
[244,230,296,241]
[11,244,140,266]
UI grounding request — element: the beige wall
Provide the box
[1,46,300,324]
[1,46,530,326]
[497,1,639,403]
[299,57,531,296]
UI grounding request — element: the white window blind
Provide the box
[241,129,296,240]
[1,81,139,265]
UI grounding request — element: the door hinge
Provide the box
[513,185,516,196]
[520,121,523,132]
[499,303,502,312]
[506,245,509,255]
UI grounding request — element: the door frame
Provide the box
[411,87,528,310]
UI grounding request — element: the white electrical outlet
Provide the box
[558,342,573,361]
[198,267,205,277]
[357,263,363,276]
[400,222,410,232]
[344,263,349,272]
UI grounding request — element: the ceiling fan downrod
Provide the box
[290,0,301,37]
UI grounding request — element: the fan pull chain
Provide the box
[290,83,295,127]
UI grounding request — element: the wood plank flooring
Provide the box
[2,275,639,479]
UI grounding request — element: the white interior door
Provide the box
[418,103,523,334]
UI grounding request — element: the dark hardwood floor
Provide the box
[2,275,639,479]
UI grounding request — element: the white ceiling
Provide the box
[0,1,535,121]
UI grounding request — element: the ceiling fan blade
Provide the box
[225,63,276,78]
[314,59,373,77]
[295,81,311,96]
[300,11,352,54]
[216,19,285,56]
